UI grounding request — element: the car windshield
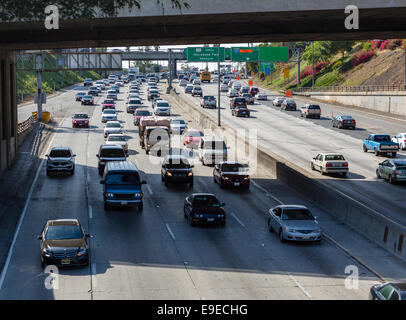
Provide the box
[235,98,245,103]
[129,100,141,104]
[106,123,120,128]
[108,136,125,142]
[340,115,353,120]
[204,141,226,150]
[104,110,116,114]
[204,96,215,100]
[157,102,169,107]
[374,135,391,142]
[194,86,201,90]
[188,131,203,137]
[282,209,314,220]
[243,94,252,98]
[325,155,345,161]
[136,111,151,116]
[164,157,190,168]
[45,225,83,240]
[104,100,114,104]
[105,172,141,185]
[193,195,221,208]
[309,105,320,109]
[221,163,248,172]
[100,148,125,157]
[172,119,185,125]
[77,92,85,96]
[83,95,92,99]
[74,114,88,119]
[49,149,71,157]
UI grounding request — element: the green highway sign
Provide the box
[186,47,225,62]
[260,62,274,72]
[258,47,289,62]
[231,47,259,61]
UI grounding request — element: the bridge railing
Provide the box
[17,115,36,135]
[295,85,406,93]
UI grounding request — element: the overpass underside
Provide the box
[1,8,406,49]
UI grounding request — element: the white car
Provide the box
[273,96,285,106]
[232,82,241,91]
[154,101,171,116]
[392,133,406,150]
[192,79,201,85]
[101,109,118,123]
[104,121,123,138]
[105,134,128,153]
[256,92,267,100]
[170,118,187,134]
[179,79,188,86]
[311,153,349,177]
[220,84,228,92]
[227,89,238,98]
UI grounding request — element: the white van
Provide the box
[232,81,241,91]
[198,137,228,166]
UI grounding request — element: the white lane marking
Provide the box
[0,117,63,290]
[251,180,283,205]
[165,223,176,240]
[146,184,153,195]
[231,212,245,227]
[91,263,97,288]
[288,273,312,299]
[88,205,93,219]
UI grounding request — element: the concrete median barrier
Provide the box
[166,87,406,263]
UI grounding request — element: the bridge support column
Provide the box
[0,50,17,174]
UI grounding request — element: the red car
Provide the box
[183,129,204,149]
[133,108,152,126]
[248,87,259,96]
[72,113,90,128]
[213,161,250,189]
[102,99,116,111]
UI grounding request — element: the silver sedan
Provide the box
[267,205,322,243]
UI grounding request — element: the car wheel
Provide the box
[165,179,169,187]
[389,175,394,184]
[104,203,109,211]
[46,170,51,177]
[279,230,285,243]
[219,181,224,189]
[392,152,397,158]
[376,169,381,179]
[268,219,273,232]
[138,202,143,211]
[363,144,368,153]
[189,181,193,188]
[374,148,379,156]
[341,172,347,178]
[320,170,325,175]
[311,162,315,171]
[213,175,217,183]
[41,260,46,269]
[71,168,75,175]
[220,221,226,227]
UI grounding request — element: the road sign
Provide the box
[248,80,253,86]
[186,47,225,62]
[265,67,271,75]
[283,68,290,79]
[259,47,289,62]
[231,47,259,61]
[260,62,274,72]
[285,91,292,97]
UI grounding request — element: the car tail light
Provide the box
[325,163,332,167]
[352,120,356,123]
[343,162,348,167]
[395,170,399,175]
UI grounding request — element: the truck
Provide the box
[200,71,211,83]
[363,134,399,157]
[138,116,171,156]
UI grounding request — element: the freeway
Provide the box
[0,79,405,300]
[174,81,406,226]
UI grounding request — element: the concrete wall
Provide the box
[296,92,406,116]
[168,88,406,262]
[0,50,17,174]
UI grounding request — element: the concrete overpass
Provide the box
[121,50,185,61]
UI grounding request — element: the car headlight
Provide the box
[134,193,143,197]
[314,229,322,233]
[42,248,52,257]
[284,226,296,232]
[106,193,114,198]
[77,247,87,257]
[188,171,193,176]
[166,171,172,176]
[217,214,224,218]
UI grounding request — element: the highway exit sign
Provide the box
[231,47,259,61]
[186,47,225,62]
[259,47,289,62]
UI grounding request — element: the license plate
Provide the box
[234,182,240,186]
[121,201,128,205]
[207,218,214,222]
[61,259,70,264]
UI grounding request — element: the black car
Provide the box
[38,219,90,267]
[281,99,297,111]
[76,92,86,101]
[370,282,406,300]
[161,155,194,187]
[87,89,98,96]
[81,95,94,105]
[332,115,356,129]
[232,106,250,117]
[183,193,226,226]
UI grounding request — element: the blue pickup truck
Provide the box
[363,134,399,157]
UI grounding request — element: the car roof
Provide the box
[101,144,124,149]
[105,121,120,125]
[191,193,216,198]
[393,282,406,290]
[50,147,71,151]
[318,153,344,156]
[278,205,309,210]
[47,219,79,226]
[106,161,138,172]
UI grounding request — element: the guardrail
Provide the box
[17,115,36,135]
[295,85,406,93]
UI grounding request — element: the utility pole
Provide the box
[218,46,221,127]
[297,48,301,86]
[312,41,315,89]
[167,49,173,93]
[36,53,43,121]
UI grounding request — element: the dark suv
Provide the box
[183,193,226,227]
[161,155,194,187]
[230,97,247,109]
[96,144,127,175]
[281,99,297,111]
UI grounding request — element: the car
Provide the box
[232,81,242,91]
[179,79,188,86]
[183,193,226,226]
[101,109,118,123]
[240,86,250,95]
[95,81,105,90]
[363,134,399,157]
[272,96,285,106]
[231,105,250,117]
[72,113,89,128]
[90,85,101,94]
[191,86,203,97]
[201,95,216,109]
[111,85,120,93]
[104,121,123,138]
[311,153,349,177]
[392,133,406,150]
[198,136,228,166]
[268,205,322,243]
[256,92,267,101]
[241,93,254,105]
[87,89,98,96]
[300,104,321,119]
[81,95,94,105]
[106,90,118,100]
[83,78,93,86]
[220,84,228,92]
[183,129,204,149]
[96,144,127,175]
[370,282,406,300]
[170,117,187,134]
[101,99,115,111]
[100,161,146,211]
[126,98,143,113]
[105,134,128,154]
[161,155,194,187]
[281,99,297,111]
[127,93,141,101]
[332,115,356,129]
[192,79,201,85]
[38,219,90,267]
[147,89,160,101]
[213,161,250,189]
[46,147,76,176]
[152,97,164,108]
[248,87,259,96]
[75,92,86,101]
[227,89,238,98]
[133,109,152,126]
[184,85,194,94]
[230,97,247,109]
[154,101,171,116]
[376,159,406,184]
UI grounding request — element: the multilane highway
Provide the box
[1,79,405,300]
[175,81,406,226]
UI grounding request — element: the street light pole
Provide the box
[312,41,315,89]
[218,46,221,127]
